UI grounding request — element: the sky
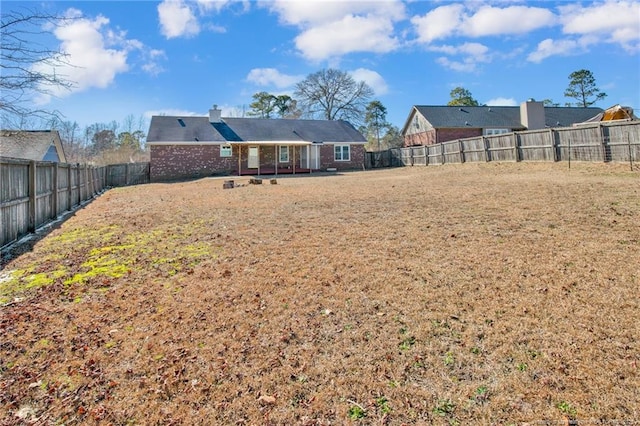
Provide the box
[4,0,640,131]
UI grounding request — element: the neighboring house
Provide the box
[402,101,604,146]
[0,130,67,162]
[146,106,367,181]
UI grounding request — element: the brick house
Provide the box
[402,101,604,146]
[146,106,367,182]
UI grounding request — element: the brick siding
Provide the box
[151,143,365,181]
[404,128,482,147]
[319,144,365,170]
[150,145,235,182]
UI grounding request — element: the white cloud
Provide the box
[158,0,200,39]
[33,10,127,103]
[435,57,478,73]
[263,0,406,61]
[32,9,164,104]
[142,49,168,76]
[430,42,490,72]
[410,4,555,72]
[266,1,405,26]
[246,68,303,89]
[411,4,555,43]
[463,5,556,37]
[349,68,388,95]
[410,4,464,44]
[295,15,400,61]
[527,38,584,63]
[559,0,640,51]
[485,97,518,106]
[157,0,246,39]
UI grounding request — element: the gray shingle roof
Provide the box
[410,105,604,129]
[147,116,366,143]
[0,130,66,162]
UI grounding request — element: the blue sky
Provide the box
[5,0,640,131]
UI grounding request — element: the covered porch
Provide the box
[229,141,320,176]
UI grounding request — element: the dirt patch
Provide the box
[1,163,639,424]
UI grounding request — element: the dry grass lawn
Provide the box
[1,162,639,425]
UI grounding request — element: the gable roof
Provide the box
[146,116,366,144]
[402,105,604,134]
[0,130,67,162]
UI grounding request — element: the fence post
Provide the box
[52,163,59,220]
[67,165,72,210]
[28,161,37,233]
[599,123,606,162]
[549,129,557,162]
[125,163,131,185]
[483,137,489,162]
[628,133,634,171]
[76,165,81,206]
[459,140,464,163]
[514,133,520,162]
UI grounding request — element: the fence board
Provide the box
[486,134,517,162]
[518,130,555,161]
[556,126,603,162]
[427,144,443,165]
[443,141,463,164]
[460,138,485,163]
[1,160,150,249]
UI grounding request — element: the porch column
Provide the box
[275,145,278,176]
[237,145,242,176]
[293,146,296,175]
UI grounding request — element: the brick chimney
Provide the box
[209,105,221,123]
[520,99,545,130]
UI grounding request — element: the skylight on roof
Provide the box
[177,118,186,127]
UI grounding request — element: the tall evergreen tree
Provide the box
[564,69,607,108]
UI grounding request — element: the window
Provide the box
[177,118,186,127]
[220,145,232,157]
[484,128,509,136]
[334,144,350,161]
[279,146,289,162]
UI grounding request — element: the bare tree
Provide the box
[294,69,373,126]
[1,7,75,128]
[54,119,86,162]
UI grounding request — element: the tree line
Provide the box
[50,115,149,165]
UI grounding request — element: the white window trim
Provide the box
[279,146,289,163]
[484,128,510,136]
[220,145,232,157]
[334,144,350,161]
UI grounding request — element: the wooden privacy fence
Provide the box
[365,121,640,169]
[0,160,150,249]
